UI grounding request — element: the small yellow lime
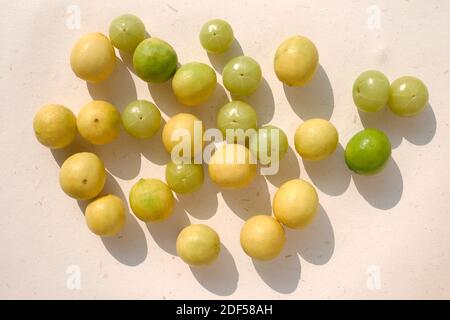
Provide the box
[294,118,338,161]
[273,179,318,229]
[240,215,285,261]
[85,194,126,237]
[33,104,77,149]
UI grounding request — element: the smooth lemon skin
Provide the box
[388,76,429,117]
[77,100,121,145]
[59,152,106,200]
[172,62,217,106]
[33,104,77,149]
[70,32,116,83]
[129,179,174,222]
[208,143,257,189]
[85,195,126,237]
[240,215,285,261]
[273,179,319,229]
[176,224,221,266]
[274,35,319,86]
[162,113,204,157]
[294,119,338,161]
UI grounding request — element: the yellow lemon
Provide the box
[33,104,77,149]
[70,32,116,83]
[77,100,121,145]
[274,35,319,86]
[85,195,126,236]
[208,143,257,189]
[162,113,204,158]
[176,224,221,266]
[240,215,285,261]
[294,118,338,161]
[59,152,106,200]
[273,179,318,229]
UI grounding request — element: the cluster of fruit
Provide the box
[33,15,429,266]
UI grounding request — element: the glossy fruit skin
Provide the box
[388,76,429,117]
[217,101,258,137]
[162,113,204,158]
[133,38,178,83]
[85,195,126,237]
[274,35,318,86]
[208,143,257,189]
[273,179,318,229]
[249,125,288,163]
[176,224,221,266]
[345,128,391,176]
[70,33,116,83]
[223,56,262,96]
[122,100,161,139]
[294,119,338,161]
[240,215,285,261]
[129,178,174,222]
[165,161,204,194]
[77,101,121,145]
[353,70,390,113]
[109,14,146,53]
[59,152,106,200]
[199,19,234,54]
[172,62,217,106]
[33,104,77,149]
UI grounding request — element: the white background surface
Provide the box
[1,0,449,299]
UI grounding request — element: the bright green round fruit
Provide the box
[353,70,390,112]
[249,125,288,163]
[133,38,178,83]
[176,224,221,266]
[388,76,429,117]
[217,101,257,137]
[122,100,161,139]
[33,104,77,149]
[172,62,217,106]
[199,19,234,54]
[129,178,174,222]
[345,128,391,176]
[109,14,146,53]
[165,161,204,194]
[223,56,262,96]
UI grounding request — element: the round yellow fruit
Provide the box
[59,152,106,200]
[274,35,319,86]
[70,32,116,83]
[208,143,257,189]
[77,100,121,145]
[162,113,204,158]
[294,118,338,161]
[273,179,318,229]
[33,104,77,149]
[85,194,126,236]
[240,215,285,261]
[176,224,221,266]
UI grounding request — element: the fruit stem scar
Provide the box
[82,179,88,184]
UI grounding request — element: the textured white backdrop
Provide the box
[0,0,449,299]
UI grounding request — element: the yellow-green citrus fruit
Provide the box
[129,178,174,222]
[199,19,234,54]
[33,104,77,149]
[77,100,121,145]
[165,161,204,194]
[208,143,257,189]
[274,35,319,86]
[176,224,221,266]
[85,194,126,236]
[273,179,318,229]
[162,113,204,158]
[388,76,429,117]
[294,118,338,161]
[353,70,390,113]
[59,152,106,200]
[172,62,217,106]
[70,32,116,83]
[240,215,285,261]
[109,14,146,53]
